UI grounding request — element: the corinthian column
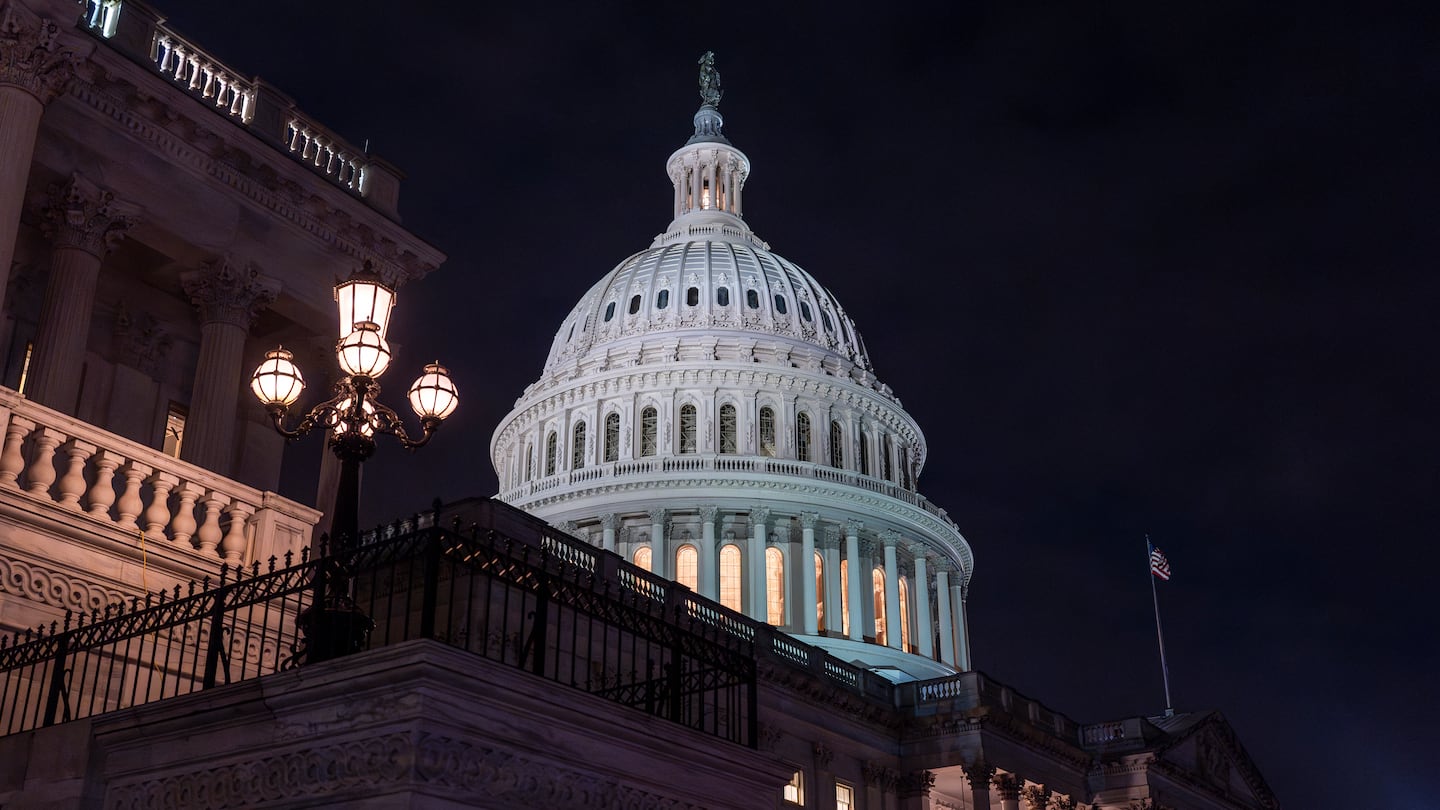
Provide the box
[909,544,934,659]
[880,530,902,649]
[178,258,278,474]
[698,505,719,600]
[935,561,956,666]
[799,512,818,634]
[27,176,134,411]
[0,7,77,321]
[748,505,770,621]
[647,507,668,579]
[821,526,842,634]
[844,519,863,641]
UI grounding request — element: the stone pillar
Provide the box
[955,579,972,670]
[179,258,278,475]
[0,10,76,323]
[962,762,995,810]
[748,505,769,621]
[994,773,1022,810]
[698,505,719,600]
[600,512,618,553]
[881,530,902,649]
[844,519,863,641]
[935,562,956,666]
[898,770,935,810]
[26,176,134,412]
[821,526,842,635]
[799,512,818,634]
[647,507,668,579]
[910,545,934,659]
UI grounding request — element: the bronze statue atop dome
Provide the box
[698,51,722,107]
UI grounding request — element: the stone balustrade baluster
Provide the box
[56,438,95,509]
[115,461,150,530]
[86,450,121,519]
[196,491,228,555]
[0,416,35,486]
[142,471,178,539]
[221,501,254,564]
[169,482,203,547]
[23,427,63,497]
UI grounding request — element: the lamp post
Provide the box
[250,263,458,664]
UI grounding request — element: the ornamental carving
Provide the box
[898,769,936,798]
[600,512,620,531]
[0,2,77,104]
[697,505,718,523]
[112,303,173,375]
[844,518,863,537]
[992,773,1022,801]
[879,528,901,548]
[961,760,995,790]
[181,257,279,328]
[812,741,834,768]
[42,175,136,256]
[1021,783,1052,809]
[0,554,125,614]
[862,763,899,793]
[799,511,818,530]
[749,505,770,526]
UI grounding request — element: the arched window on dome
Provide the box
[686,287,699,306]
[814,551,825,632]
[839,560,850,637]
[633,546,652,573]
[604,302,616,322]
[567,323,575,342]
[719,544,742,611]
[628,295,642,315]
[859,431,871,476]
[716,287,730,306]
[872,567,887,646]
[898,575,911,652]
[821,309,834,332]
[604,413,620,462]
[774,295,788,315]
[759,407,776,457]
[679,404,697,454]
[719,404,737,454]
[639,407,658,457]
[829,421,844,468]
[766,547,785,626]
[800,301,812,322]
[524,442,534,481]
[796,412,812,462]
[746,289,760,309]
[656,289,669,309]
[881,434,893,482]
[544,431,558,477]
[572,421,586,470]
[675,545,698,591]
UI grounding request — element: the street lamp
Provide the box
[250,265,458,663]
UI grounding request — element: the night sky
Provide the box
[174,3,1437,806]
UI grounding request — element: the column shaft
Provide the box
[954,584,971,670]
[800,516,818,634]
[845,527,863,641]
[27,245,102,411]
[749,511,768,621]
[178,320,246,472]
[912,551,934,658]
[699,510,718,600]
[649,516,666,579]
[883,535,901,649]
[0,87,43,321]
[936,567,956,666]
[822,534,842,634]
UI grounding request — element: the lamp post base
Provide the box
[298,598,375,665]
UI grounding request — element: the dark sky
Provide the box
[174,2,1438,806]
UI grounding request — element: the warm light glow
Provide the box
[250,347,305,407]
[335,266,396,338]
[407,362,458,420]
[336,322,391,379]
[328,396,376,438]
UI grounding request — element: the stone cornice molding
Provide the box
[0,2,79,104]
[180,257,280,328]
[42,174,136,256]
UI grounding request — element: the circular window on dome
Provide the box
[800,301,812,322]
[604,302,616,322]
[629,295,641,315]
[774,295,788,315]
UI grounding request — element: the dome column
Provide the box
[599,513,618,553]
[821,526,842,635]
[799,512,819,635]
[698,505,719,600]
[909,545,934,659]
[935,561,956,666]
[647,507,668,579]
[880,530,902,649]
[954,579,972,670]
[748,505,770,621]
[844,519,864,641]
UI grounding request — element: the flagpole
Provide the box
[1147,535,1174,717]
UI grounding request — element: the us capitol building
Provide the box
[0,3,1278,808]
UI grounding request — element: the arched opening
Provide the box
[633,546,652,572]
[604,412,620,462]
[898,575,912,652]
[571,421,586,470]
[639,407,657,457]
[544,431,557,477]
[719,544,742,612]
[766,547,785,626]
[676,545,698,591]
[872,567,887,646]
[839,559,850,637]
[881,434,893,482]
[719,403,737,454]
[814,551,825,633]
[679,403,697,453]
[759,406,776,457]
[829,420,844,468]
[796,412,812,462]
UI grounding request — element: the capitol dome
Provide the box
[492,56,974,681]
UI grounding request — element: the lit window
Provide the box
[15,340,33,395]
[796,412,812,462]
[686,287,699,306]
[656,289,669,309]
[746,289,760,309]
[839,560,849,636]
[783,770,803,805]
[639,407,657,457]
[774,295,788,315]
[766,547,785,626]
[873,567,887,645]
[679,404,697,454]
[716,287,730,306]
[676,545,698,591]
[859,431,871,476]
[881,434,893,481]
[629,295,641,315]
[719,404,737,454]
[162,403,186,458]
[604,301,616,322]
[836,783,855,810]
[604,413,620,462]
[899,576,911,652]
[829,421,843,468]
[720,545,742,611]
[815,551,825,632]
[759,407,776,457]
[545,431,558,477]
[633,546,652,572]
[572,421,586,470]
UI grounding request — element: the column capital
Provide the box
[698,504,719,523]
[600,512,620,531]
[555,520,577,535]
[820,525,841,549]
[0,7,79,104]
[992,773,1022,802]
[749,505,770,526]
[798,511,819,530]
[961,760,994,787]
[181,257,279,328]
[1021,784,1052,810]
[898,769,936,799]
[907,541,930,560]
[859,537,876,557]
[42,175,136,256]
[879,528,901,548]
[844,518,863,537]
[1047,795,1077,810]
[646,506,668,524]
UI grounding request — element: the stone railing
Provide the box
[900,671,1083,742]
[151,30,255,123]
[0,389,319,568]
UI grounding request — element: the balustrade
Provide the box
[152,33,255,123]
[286,117,366,192]
[0,390,317,566]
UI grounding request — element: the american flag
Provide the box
[1148,541,1172,581]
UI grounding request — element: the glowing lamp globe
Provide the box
[250,347,305,408]
[336,321,391,379]
[408,363,459,420]
[335,264,395,339]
